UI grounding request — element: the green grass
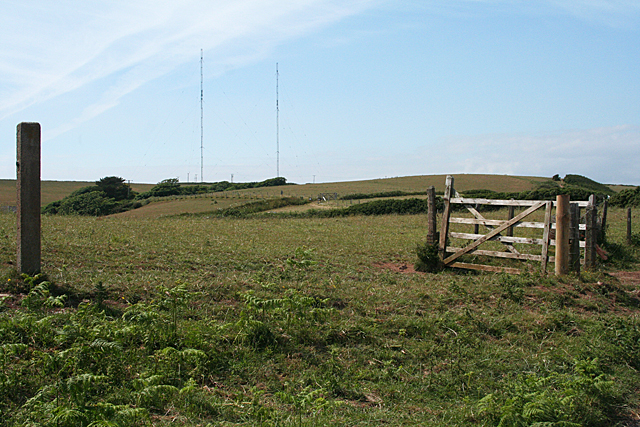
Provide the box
[0,180,154,207]
[1,174,626,218]
[1,206,640,426]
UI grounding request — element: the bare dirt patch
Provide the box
[374,261,422,274]
[610,271,640,287]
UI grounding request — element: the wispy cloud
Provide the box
[0,0,376,132]
[403,0,640,26]
[547,0,640,26]
[429,125,640,184]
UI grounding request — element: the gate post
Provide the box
[569,203,581,274]
[17,122,41,275]
[600,199,608,244]
[555,195,570,276]
[426,186,437,245]
[585,195,597,269]
[627,208,633,244]
[506,204,515,237]
[439,176,453,259]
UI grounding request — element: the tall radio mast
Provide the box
[200,49,204,182]
[276,63,279,178]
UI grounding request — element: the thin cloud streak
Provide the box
[0,0,376,128]
[430,125,640,185]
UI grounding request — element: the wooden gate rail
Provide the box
[437,176,597,275]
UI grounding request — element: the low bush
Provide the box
[340,190,429,200]
[414,242,443,273]
[609,186,640,208]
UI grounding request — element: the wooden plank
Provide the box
[449,262,521,275]
[541,201,552,274]
[450,217,541,228]
[439,176,454,259]
[451,198,545,207]
[453,190,521,255]
[450,232,547,245]
[449,217,585,230]
[449,232,584,248]
[450,198,589,208]
[444,201,545,265]
[446,247,544,261]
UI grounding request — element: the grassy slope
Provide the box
[1,207,639,425]
[0,174,624,218]
[234,174,547,199]
[0,179,154,206]
[111,196,252,219]
[1,174,544,216]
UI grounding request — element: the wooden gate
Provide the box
[437,176,596,275]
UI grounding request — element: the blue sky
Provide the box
[1,0,639,185]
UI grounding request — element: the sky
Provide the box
[1,0,639,185]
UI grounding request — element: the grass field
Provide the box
[0,179,154,207]
[111,196,254,219]
[0,174,559,207]
[1,174,634,219]
[228,174,548,199]
[1,202,640,426]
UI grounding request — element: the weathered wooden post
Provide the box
[540,201,553,274]
[569,203,581,274]
[627,208,632,244]
[555,194,570,276]
[439,176,453,259]
[426,186,437,245]
[506,204,515,237]
[16,122,41,275]
[600,199,608,244]
[585,195,597,269]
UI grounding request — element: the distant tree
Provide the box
[261,177,288,187]
[96,176,134,200]
[42,176,138,216]
[145,178,181,198]
[552,174,561,181]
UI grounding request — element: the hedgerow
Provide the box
[609,187,640,208]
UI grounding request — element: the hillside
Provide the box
[0,174,620,218]
[0,179,154,207]
[1,206,639,425]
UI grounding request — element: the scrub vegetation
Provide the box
[1,174,639,426]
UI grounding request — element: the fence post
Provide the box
[585,195,597,269]
[600,199,608,244]
[439,176,453,259]
[426,186,437,245]
[541,202,553,274]
[569,203,581,274]
[507,204,515,237]
[627,208,632,244]
[17,122,41,275]
[555,195,570,276]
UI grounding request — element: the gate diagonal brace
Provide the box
[454,190,521,255]
[444,202,545,266]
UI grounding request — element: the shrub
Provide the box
[609,187,640,208]
[57,191,117,216]
[477,359,622,427]
[96,176,135,201]
[42,176,137,216]
[415,242,443,273]
[563,174,614,195]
